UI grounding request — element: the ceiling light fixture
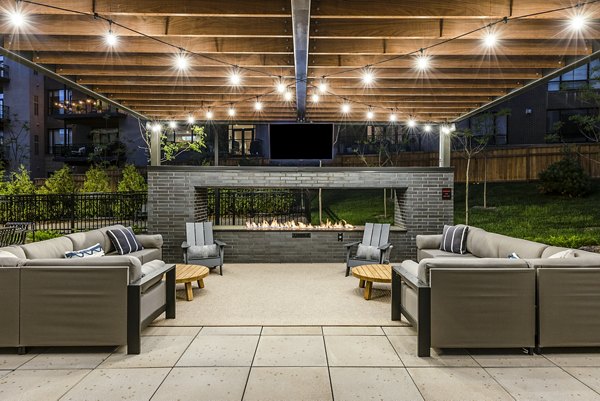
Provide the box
[254,98,263,111]
[206,109,213,119]
[389,113,397,122]
[187,115,195,124]
[8,6,27,28]
[169,121,177,129]
[276,79,286,93]
[341,103,351,114]
[570,14,587,31]
[415,51,430,71]
[424,124,432,132]
[311,93,319,103]
[230,68,242,85]
[105,21,118,47]
[366,110,374,120]
[318,80,327,93]
[228,105,236,117]
[151,123,162,133]
[483,32,497,48]
[362,69,375,85]
[284,91,293,101]
[174,50,189,71]
[407,119,417,128]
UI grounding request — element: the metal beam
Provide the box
[0,46,149,121]
[453,47,600,123]
[291,0,310,120]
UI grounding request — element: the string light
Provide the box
[415,52,430,71]
[8,7,27,28]
[187,115,195,124]
[254,98,263,111]
[424,124,432,132]
[284,91,293,101]
[174,50,189,71]
[168,121,177,129]
[311,93,320,103]
[151,123,162,133]
[206,109,213,119]
[569,14,587,31]
[318,80,328,93]
[483,32,497,48]
[341,103,351,114]
[407,119,417,128]
[276,80,286,93]
[228,105,236,117]
[362,68,375,85]
[105,21,118,47]
[389,113,397,122]
[366,109,374,120]
[230,69,242,85]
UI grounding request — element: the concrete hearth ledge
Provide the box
[213,225,407,232]
[148,166,454,173]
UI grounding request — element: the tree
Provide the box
[37,165,75,194]
[567,65,600,144]
[2,115,30,172]
[81,165,111,193]
[117,164,147,192]
[452,111,505,225]
[138,119,206,163]
[3,165,36,195]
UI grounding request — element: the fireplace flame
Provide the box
[246,219,354,230]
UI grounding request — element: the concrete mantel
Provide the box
[148,166,454,174]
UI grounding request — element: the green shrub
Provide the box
[533,234,600,249]
[38,165,75,194]
[538,157,592,197]
[81,165,111,193]
[3,165,36,195]
[117,165,147,192]
[27,230,62,242]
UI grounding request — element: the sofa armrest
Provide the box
[415,234,442,250]
[525,257,600,269]
[135,234,163,249]
[130,263,174,287]
[417,257,530,284]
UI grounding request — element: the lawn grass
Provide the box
[309,189,394,225]
[454,180,600,248]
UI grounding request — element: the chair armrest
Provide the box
[181,241,190,249]
[214,240,227,247]
[378,243,392,250]
[130,263,175,288]
[344,241,361,249]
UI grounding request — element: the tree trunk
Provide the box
[483,154,487,209]
[465,156,471,225]
[383,188,387,218]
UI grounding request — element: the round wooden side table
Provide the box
[351,264,392,300]
[175,264,209,301]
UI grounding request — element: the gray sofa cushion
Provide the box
[66,230,105,251]
[416,234,442,250]
[489,232,548,259]
[188,244,219,259]
[20,237,74,260]
[0,246,25,258]
[141,260,166,292]
[135,234,163,249]
[466,227,499,258]
[419,249,477,260]
[128,248,161,265]
[417,257,530,284]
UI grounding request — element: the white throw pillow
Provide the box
[356,244,380,261]
[548,249,577,259]
[65,243,105,259]
[188,244,219,259]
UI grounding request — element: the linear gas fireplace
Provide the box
[148,166,453,262]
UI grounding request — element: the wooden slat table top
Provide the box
[175,264,210,283]
[352,264,392,283]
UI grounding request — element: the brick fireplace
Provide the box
[147,166,454,262]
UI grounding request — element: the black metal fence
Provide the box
[207,189,311,226]
[0,192,147,236]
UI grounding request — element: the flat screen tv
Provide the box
[269,123,333,160]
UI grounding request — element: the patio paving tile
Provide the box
[177,335,259,367]
[388,335,478,367]
[563,367,600,394]
[61,368,169,401]
[322,326,385,336]
[151,367,249,401]
[330,367,424,401]
[0,369,90,401]
[19,347,112,370]
[243,367,332,401]
[143,326,202,337]
[382,326,417,336]
[325,335,402,367]
[253,336,327,367]
[99,335,194,368]
[261,326,322,335]
[0,351,39,370]
[407,367,513,401]
[487,367,600,401]
[542,349,600,367]
[468,349,554,368]
[199,326,262,336]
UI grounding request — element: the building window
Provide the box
[33,95,39,116]
[548,59,600,91]
[228,124,255,156]
[47,128,72,154]
[468,113,508,145]
[48,89,72,115]
[546,108,593,141]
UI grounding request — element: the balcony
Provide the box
[50,102,127,123]
[51,141,126,164]
[0,105,9,122]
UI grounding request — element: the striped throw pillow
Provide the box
[439,225,469,254]
[65,243,105,259]
[107,227,144,255]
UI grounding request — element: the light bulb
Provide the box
[415,54,430,71]
[570,14,587,31]
[366,110,374,120]
[389,113,397,122]
[169,121,177,129]
[105,30,118,47]
[362,70,375,85]
[311,94,319,103]
[284,91,293,101]
[151,123,162,133]
[8,9,27,28]
[187,115,195,124]
[228,107,236,117]
[407,119,417,128]
[424,124,432,132]
[254,101,263,111]
[276,82,286,93]
[441,126,451,135]
[318,81,327,93]
[206,110,213,119]
[341,103,351,114]
[483,32,497,48]
[175,53,189,71]
[230,71,241,85]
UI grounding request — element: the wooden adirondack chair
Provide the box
[181,222,226,275]
[344,223,393,276]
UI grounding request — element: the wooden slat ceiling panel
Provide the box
[1,0,599,122]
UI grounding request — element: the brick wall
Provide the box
[147,166,454,262]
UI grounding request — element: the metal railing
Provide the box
[0,192,147,236]
[207,188,311,226]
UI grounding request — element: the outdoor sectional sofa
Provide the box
[0,224,175,354]
[391,225,600,356]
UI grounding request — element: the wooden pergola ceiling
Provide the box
[1,0,600,122]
